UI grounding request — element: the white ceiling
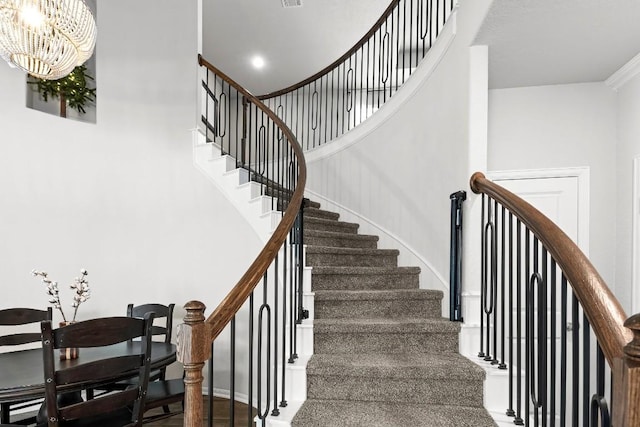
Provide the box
[474,0,640,89]
[202,0,390,95]
[202,0,640,95]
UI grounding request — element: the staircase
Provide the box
[292,204,496,427]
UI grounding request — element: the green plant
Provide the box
[28,65,96,117]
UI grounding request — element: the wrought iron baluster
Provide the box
[499,205,507,369]
[257,274,272,422]
[515,219,523,425]
[230,316,236,425]
[507,212,515,418]
[560,275,568,427]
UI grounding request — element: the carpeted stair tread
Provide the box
[305,246,399,267]
[303,207,340,221]
[314,289,442,301]
[311,266,420,275]
[304,216,359,233]
[313,317,459,333]
[310,266,421,291]
[291,400,497,427]
[304,229,379,248]
[305,246,399,256]
[307,353,485,380]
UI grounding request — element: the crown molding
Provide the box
[606,52,640,91]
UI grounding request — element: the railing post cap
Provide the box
[624,313,640,360]
[183,301,206,324]
[469,171,486,194]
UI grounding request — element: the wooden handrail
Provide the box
[470,172,631,365]
[256,0,401,100]
[197,54,307,342]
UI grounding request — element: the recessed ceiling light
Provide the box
[251,56,265,69]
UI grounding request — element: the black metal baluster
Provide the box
[507,212,515,418]
[560,275,568,427]
[590,345,610,427]
[541,247,548,427]
[525,228,530,427]
[280,238,289,409]
[257,274,271,422]
[208,342,214,427]
[272,256,280,416]
[230,316,236,426]
[583,315,590,427]
[515,219,523,425]
[478,194,486,359]
[572,292,579,427]
[491,199,499,365]
[499,205,507,369]
[550,261,557,427]
[248,292,254,427]
[297,201,306,325]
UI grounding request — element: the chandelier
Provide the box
[0,0,96,80]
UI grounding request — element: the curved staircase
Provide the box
[293,204,496,426]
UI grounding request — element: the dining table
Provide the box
[0,341,177,422]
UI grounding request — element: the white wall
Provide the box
[305,0,493,305]
[0,0,261,359]
[487,83,618,294]
[614,67,640,314]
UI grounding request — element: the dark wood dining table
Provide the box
[0,341,177,406]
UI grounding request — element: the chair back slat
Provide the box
[55,355,144,385]
[41,314,155,426]
[53,317,151,348]
[0,308,52,326]
[0,332,43,346]
[59,388,139,420]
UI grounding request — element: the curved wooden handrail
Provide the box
[198,54,307,341]
[256,0,400,100]
[470,172,631,365]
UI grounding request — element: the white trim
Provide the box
[304,10,457,164]
[487,167,590,256]
[633,157,640,314]
[304,188,449,294]
[605,51,640,91]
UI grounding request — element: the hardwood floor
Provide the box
[146,396,257,426]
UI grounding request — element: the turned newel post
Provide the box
[177,301,211,427]
[613,313,640,426]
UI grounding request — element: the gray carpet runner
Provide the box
[291,204,496,427]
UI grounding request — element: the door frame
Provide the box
[488,167,590,256]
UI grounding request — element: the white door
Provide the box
[489,168,589,255]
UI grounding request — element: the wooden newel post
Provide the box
[177,301,211,427]
[613,313,640,426]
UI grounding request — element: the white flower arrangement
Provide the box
[32,269,91,322]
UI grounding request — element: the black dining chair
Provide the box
[37,314,155,427]
[0,307,52,425]
[86,303,184,422]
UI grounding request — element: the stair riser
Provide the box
[314,332,458,354]
[306,375,484,407]
[306,253,397,268]
[314,299,442,319]
[304,235,377,249]
[311,273,420,291]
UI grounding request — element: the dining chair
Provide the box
[86,303,184,422]
[0,307,52,425]
[127,304,184,423]
[37,314,155,427]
